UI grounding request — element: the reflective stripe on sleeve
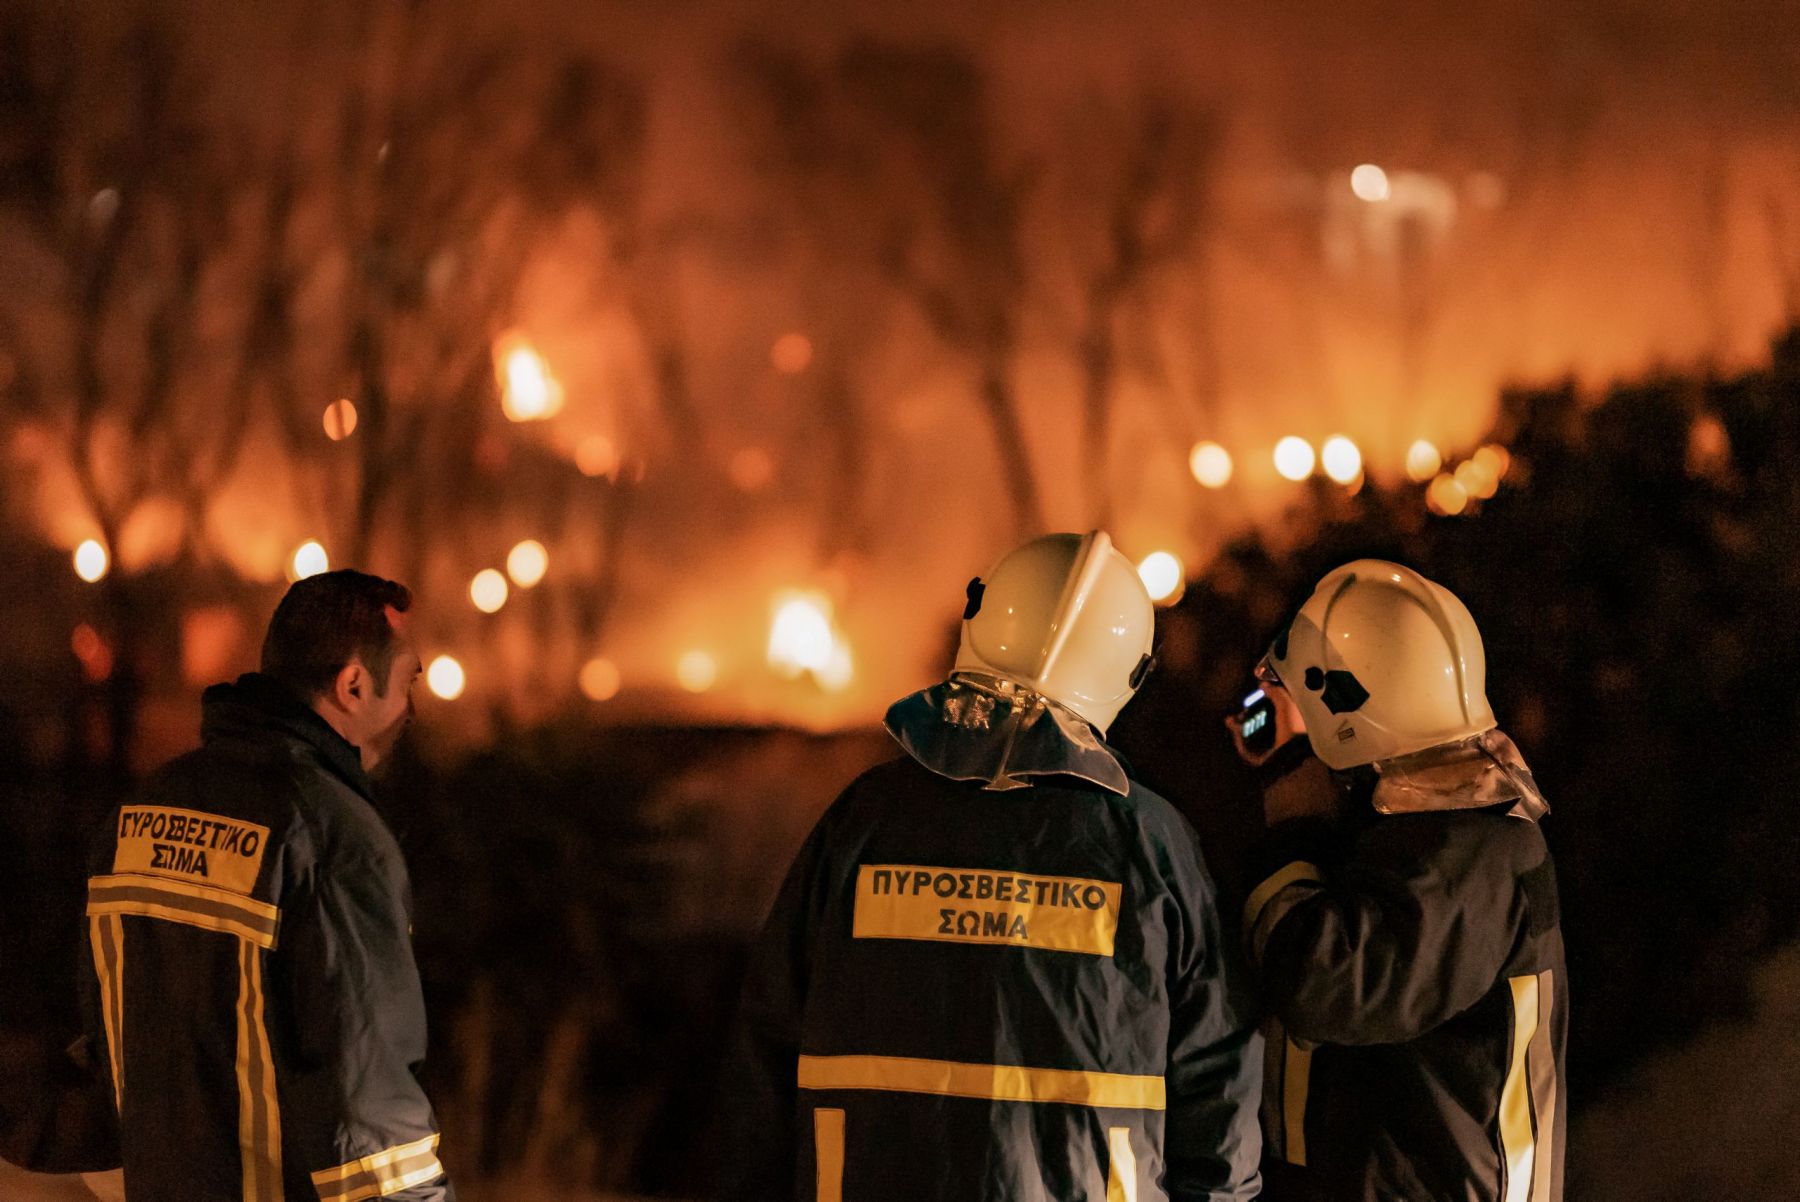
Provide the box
[1282,1038,1313,1167]
[1106,1126,1138,1202]
[1502,971,1557,1202]
[813,1109,844,1202]
[311,1134,444,1202]
[1528,970,1559,1202]
[88,915,125,1110]
[1500,974,1539,1202]
[237,941,283,1202]
[798,1054,1165,1110]
[1242,861,1323,966]
[87,872,280,949]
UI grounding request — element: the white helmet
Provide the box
[953,530,1156,734]
[1265,560,1496,770]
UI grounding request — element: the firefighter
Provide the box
[1233,560,1566,1202]
[720,531,1262,1202]
[81,570,453,1202]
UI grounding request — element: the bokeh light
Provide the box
[495,331,564,422]
[1406,439,1443,482]
[426,655,465,700]
[768,593,836,678]
[1137,551,1184,604]
[323,398,358,441]
[1456,457,1499,500]
[676,650,718,693]
[74,538,109,583]
[291,540,328,580]
[575,435,619,479]
[1320,435,1363,484]
[1351,163,1391,202]
[1274,436,1316,481]
[1473,444,1512,481]
[506,540,548,588]
[1687,417,1730,476]
[470,569,509,613]
[578,657,621,702]
[1188,441,1233,488]
[770,332,814,375]
[1427,473,1469,515]
[71,624,112,682]
[729,447,776,492]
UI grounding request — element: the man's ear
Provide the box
[332,660,367,710]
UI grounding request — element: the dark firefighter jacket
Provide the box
[719,681,1262,1202]
[81,673,453,1202]
[1243,792,1567,1202]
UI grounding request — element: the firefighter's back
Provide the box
[87,734,302,1201]
[786,756,1252,1202]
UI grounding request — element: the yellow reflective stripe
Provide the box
[1242,861,1323,939]
[88,873,280,949]
[1529,970,1558,1202]
[798,1054,1165,1110]
[1106,1126,1137,1202]
[312,1134,444,1202]
[89,915,125,1110]
[237,941,283,1202]
[1282,1038,1312,1167]
[813,1109,844,1202]
[319,1158,445,1202]
[1501,974,1541,1202]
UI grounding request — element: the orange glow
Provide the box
[1136,551,1184,604]
[470,569,509,613]
[323,399,358,441]
[290,540,328,580]
[575,435,619,478]
[506,540,548,588]
[1274,437,1316,481]
[729,447,776,492]
[71,624,113,683]
[579,657,621,701]
[182,607,245,686]
[1188,441,1233,488]
[1351,164,1391,202]
[768,592,836,678]
[1320,436,1363,484]
[1406,439,1443,482]
[676,650,718,693]
[494,332,564,422]
[74,539,109,583]
[771,332,814,374]
[426,655,466,700]
[767,591,856,690]
[1427,473,1469,515]
[817,642,854,692]
[1687,417,1730,476]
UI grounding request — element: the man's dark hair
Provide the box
[261,569,413,700]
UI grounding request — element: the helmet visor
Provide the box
[1253,653,1284,689]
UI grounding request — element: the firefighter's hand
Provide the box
[1260,755,1338,827]
[1227,681,1308,767]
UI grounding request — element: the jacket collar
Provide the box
[200,673,374,800]
[883,676,1131,796]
